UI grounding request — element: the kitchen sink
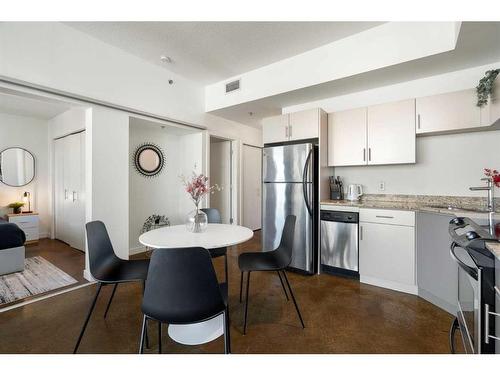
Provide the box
[424,205,489,213]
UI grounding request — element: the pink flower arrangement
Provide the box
[484,168,500,188]
[180,170,221,207]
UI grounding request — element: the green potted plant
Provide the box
[8,202,25,214]
[476,69,500,107]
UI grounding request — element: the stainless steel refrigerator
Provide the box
[262,142,317,274]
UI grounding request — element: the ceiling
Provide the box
[65,21,383,84]
[0,92,72,120]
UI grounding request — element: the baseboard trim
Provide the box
[129,246,148,256]
[418,288,456,315]
[360,276,418,295]
[83,269,94,282]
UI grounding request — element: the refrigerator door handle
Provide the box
[302,148,313,216]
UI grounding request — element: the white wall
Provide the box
[282,61,500,198]
[0,113,50,236]
[209,139,231,223]
[335,130,500,197]
[88,107,130,260]
[129,122,197,251]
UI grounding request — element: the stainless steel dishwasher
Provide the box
[320,210,359,277]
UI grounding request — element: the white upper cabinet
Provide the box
[367,99,416,165]
[328,107,367,166]
[289,108,320,141]
[480,83,500,126]
[262,108,324,144]
[416,89,481,134]
[262,114,289,144]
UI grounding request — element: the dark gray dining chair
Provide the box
[238,215,304,334]
[139,247,230,354]
[74,221,150,353]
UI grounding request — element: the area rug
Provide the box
[0,256,77,305]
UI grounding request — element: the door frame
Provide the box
[206,134,239,225]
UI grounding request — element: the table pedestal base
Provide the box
[167,315,224,345]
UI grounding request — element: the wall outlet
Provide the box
[379,181,385,191]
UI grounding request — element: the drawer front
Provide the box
[9,215,39,226]
[320,205,360,213]
[23,227,39,241]
[360,208,415,226]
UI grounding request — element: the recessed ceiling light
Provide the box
[160,55,172,63]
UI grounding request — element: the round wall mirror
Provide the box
[0,147,36,187]
[133,143,165,177]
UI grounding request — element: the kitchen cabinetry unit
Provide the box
[367,99,416,165]
[359,208,417,294]
[480,84,500,126]
[416,89,481,134]
[328,108,367,166]
[7,213,39,244]
[416,211,457,314]
[262,108,325,144]
[327,99,416,166]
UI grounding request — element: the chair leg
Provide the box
[142,280,150,349]
[104,283,118,319]
[239,271,244,303]
[223,308,231,354]
[224,253,229,284]
[139,315,147,354]
[243,271,251,335]
[73,282,103,354]
[158,321,162,354]
[277,271,289,301]
[282,270,305,329]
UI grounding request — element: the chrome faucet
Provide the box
[470,177,496,235]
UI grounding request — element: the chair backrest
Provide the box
[141,247,226,324]
[274,215,296,266]
[85,221,121,282]
[200,208,222,224]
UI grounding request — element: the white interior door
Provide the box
[209,138,232,224]
[242,144,262,231]
[54,137,68,243]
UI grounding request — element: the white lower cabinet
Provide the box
[359,209,417,295]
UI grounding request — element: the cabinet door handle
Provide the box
[368,148,372,161]
[289,125,292,139]
[363,148,366,162]
[360,225,363,241]
[285,126,289,138]
[417,114,421,129]
[64,189,69,200]
[376,215,394,219]
[72,191,77,202]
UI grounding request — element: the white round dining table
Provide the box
[138,223,254,346]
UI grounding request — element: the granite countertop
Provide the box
[320,194,500,219]
[485,242,500,259]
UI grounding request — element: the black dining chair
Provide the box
[139,247,230,354]
[73,221,150,353]
[238,215,305,334]
[200,208,228,283]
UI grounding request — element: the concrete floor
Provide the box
[0,231,455,354]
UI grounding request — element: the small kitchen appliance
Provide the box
[346,184,363,201]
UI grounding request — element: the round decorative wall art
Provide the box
[133,143,165,177]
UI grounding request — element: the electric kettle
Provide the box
[346,184,363,201]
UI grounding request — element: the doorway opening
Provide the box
[209,136,234,224]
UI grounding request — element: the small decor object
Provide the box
[484,168,500,188]
[8,202,25,214]
[133,143,165,178]
[180,169,220,233]
[141,214,170,233]
[476,69,500,107]
[22,191,32,213]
